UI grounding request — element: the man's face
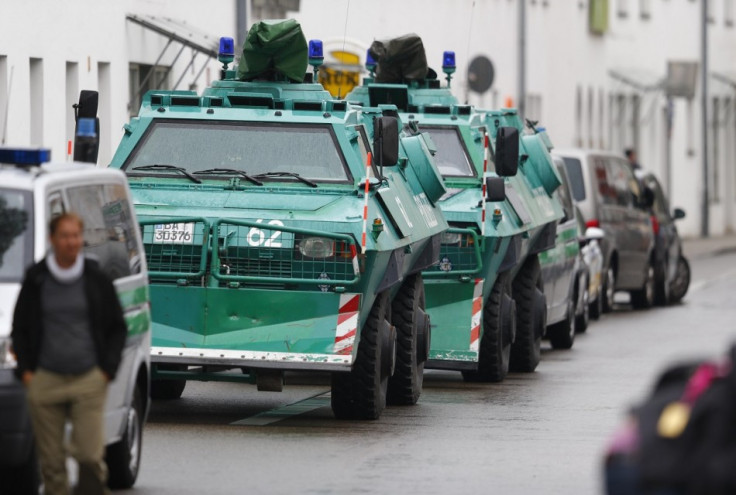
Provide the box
[50,218,83,264]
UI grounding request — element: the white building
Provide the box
[2,0,734,237]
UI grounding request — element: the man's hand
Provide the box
[22,371,33,386]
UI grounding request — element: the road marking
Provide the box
[231,392,331,426]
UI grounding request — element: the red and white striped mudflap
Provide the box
[469,279,484,353]
[334,293,360,355]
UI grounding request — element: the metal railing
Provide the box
[423,227,483,277]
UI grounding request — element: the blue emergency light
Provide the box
[218,37,235,66]
[76,118,96,138]
[365,49,377,70]
[308,39,324,60]
[0,147,51,166]
[442,51,456,71]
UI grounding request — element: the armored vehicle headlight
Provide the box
[299,237,335,258]
[0,338,16,369]
[441,232,462,245]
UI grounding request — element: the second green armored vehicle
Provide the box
[347,36,564,380]
[108,20,448,419]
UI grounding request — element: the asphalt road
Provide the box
[120,252,736,495]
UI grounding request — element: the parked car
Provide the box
[0,148,151,492]
[554,149,656,311]
[539,158,588,349]
[635,171,690,304]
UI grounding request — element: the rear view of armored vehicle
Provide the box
[346,35,564,380]
[108,21,448,419]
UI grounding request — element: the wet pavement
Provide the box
[120,251,736,495]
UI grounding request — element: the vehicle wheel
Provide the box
[0,443,41,495]
[630,262,655,309]
[388,274,426,405]
[510,256,544,373]
[332,292,392,420]
[602,266,616,313]
[549,296,576,349]
[653,258,670,306]
[150,365,186,400]
[576,280,590,333]
[463,272,515,383]
[106,385,143,489]
[669,256,690,303]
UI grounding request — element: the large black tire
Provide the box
[576,277,590,333]
[602,265,616,313]
[463,272,515,383]
[631,262,655,309]
[669,256,690,303]
[107,385,143,489]
[510,256,544,373]
[150,365,186,400]
[388,274,426,405]
[653,258,670,306]
[0,443,41,495]
[549,296,577,349]
[331,292,392,420]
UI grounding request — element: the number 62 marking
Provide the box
[247,219,285,247]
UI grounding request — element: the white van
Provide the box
[553,149,655,311]
[0,148,151,492]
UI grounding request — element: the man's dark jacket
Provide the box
[11,258,128,381]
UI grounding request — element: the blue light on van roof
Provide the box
[308,39,324,60]
[218,37,235,65]
[0,147,51,166]
[366,49,376,66]
[442,51,456,70]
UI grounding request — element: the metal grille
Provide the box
[428,227,482,276]
[139,218,209,280]
[214,220,359,286]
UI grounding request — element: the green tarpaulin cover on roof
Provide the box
[369,34,429,84]
[237,19,308,82]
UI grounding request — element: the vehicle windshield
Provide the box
[123,120,351,182]
[419,126,475,177]
[0,188,33,283]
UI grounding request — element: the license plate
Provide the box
[153,223,195,244]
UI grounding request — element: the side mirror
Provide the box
[73,90,100,164]
[585,226,605,241]
[485,176,505,202]
[673,207,686,220]
[373,116,399,167]
[495,126,519,177]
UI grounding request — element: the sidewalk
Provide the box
[681,234,736,260]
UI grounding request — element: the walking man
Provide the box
[11,213,127,495]
[624,148,642,171]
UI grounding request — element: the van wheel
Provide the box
[388,274,426,405]
[510,256,544,372]
[549,297,576,349]
[332,292,392,420]
[631,262,655,309]
[653,259,670,306]
[151,365,186,400]
[106,386,143,489]
[463,272,514,383]
[602,266,616,313]
[669,256,690,303]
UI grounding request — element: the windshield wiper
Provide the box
[192,168,263,186]
[253,172,318,188]
[131,164,202,184]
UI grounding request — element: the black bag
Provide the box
[634,345,736,494]
[369,34,428,84]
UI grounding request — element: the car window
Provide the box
[0,188,33,282]
[66,183,140,279]
[645,176,670,218]
[555,164,574,222]
[561,157,586,201]
[606,158,637,207]
[593,157,616,205]
[418,126,475,177]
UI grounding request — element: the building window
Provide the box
[640,0,651,19]
[29,58,44,146]
[711,97,721,203]
[575,86,583,147]
[65,62,78,153]
[598,87,606,149]
[587,86,595,148]
[98,62,111,165]
[617,0,629,18]
[129,63,170,117]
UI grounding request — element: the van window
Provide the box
[0,188,33,282]
[555,164,574,222]
[561,157,586,201]
[606,158,637,207]
[593,157,617,205]
[66,184,140,279]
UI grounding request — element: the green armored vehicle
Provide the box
[347,36,564,380]
[108,21,448,419]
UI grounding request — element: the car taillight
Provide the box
[650,215,660,235]
[586,219,600,229]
